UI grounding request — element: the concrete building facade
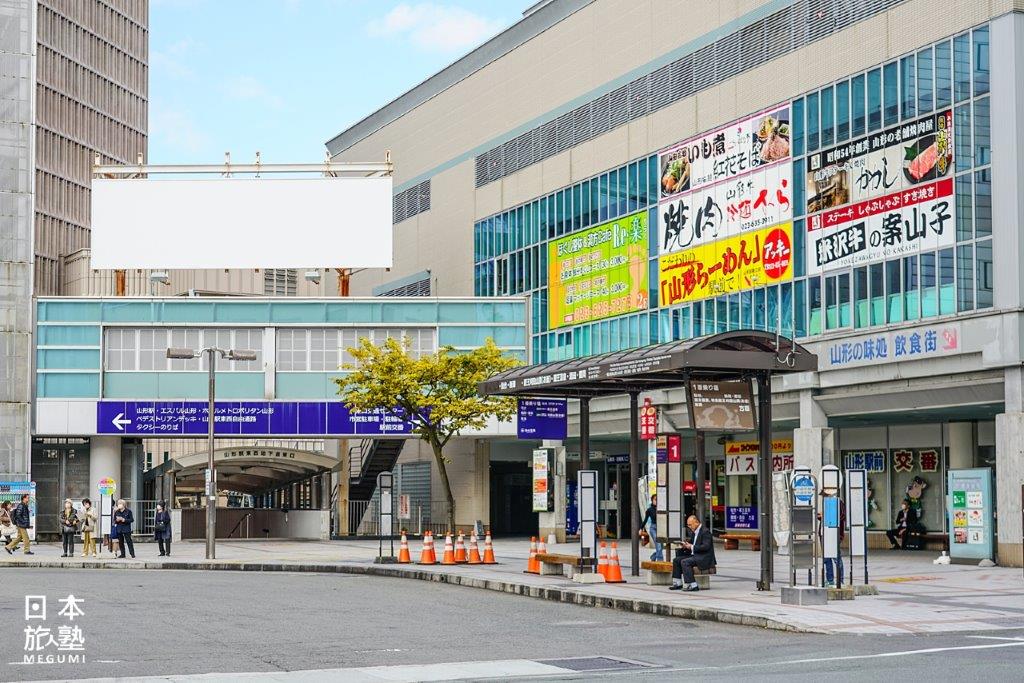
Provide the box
[327,0,1024,563]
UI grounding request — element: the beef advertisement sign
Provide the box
[805,109,954,275]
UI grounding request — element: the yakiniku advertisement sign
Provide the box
[805,109,954,275]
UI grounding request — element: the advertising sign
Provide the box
[517,398,568,440]
[0,481,36,541]
[97,478,116,496]
[647,440,657,497]
[659,105,791,200]
[725,439,794,473]
[805,109,954,275]
[532,449,552,513]
[658,222,793,307]
[726,506,757,529]
[948,468,993,561]
[640,397,657,440]
[548,209,649,330]
[687,379,756,431]
[822,323,960,369]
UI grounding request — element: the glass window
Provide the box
[820,86,834,147]
[637,158,648,207]
[780,282,794,338]
[808,276,822,335]
[837,273,850,328]
[835,80,850,142]
[917,47,933,114]
[716,298,728,334]
[900,54,915,120]
[974,97,990,166]
[766,286,779,334]
[824,276,838,330]
[975,168,991,239]
[903,255,919,321]
[935,40,952,109]
[854,267,869,328]
[806,91,819,152]
[886,259,903,324]
[939,247,955,315]
[590,180,600,225]
[753,287,766,330]
[740,290,752,328]
[555,191,565,236]
[648,154,659,206]
[794,279,807,338]
[793,162,805,222]
[867,68,882,131]
[955,174,973,241]
[953,33,971,103]
[976,239,992,309]
[883,61,898,126]
[618,166,629,216]
[792,97,804,156]
[728,293,740,331]
[920,252,937,318]
[851,74,866,137]
[572,185,582,230]
[955,104,972,172]
[599,174,610,222]
[692,301,703,338]
[539,197,549,240]
[956,243,974,311]
[973,27,989,96]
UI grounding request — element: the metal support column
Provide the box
[205,348,216,560]
[695,430,707,526]
[757,372,773,590]
[628,391,641,576]
[579,397,591,470]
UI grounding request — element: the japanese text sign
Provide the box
[688,379,756,431]
[726,506,757,529]
[517,398,568,440]
[640,397,657,441]
[822,324,960,369]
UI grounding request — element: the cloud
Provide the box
[152,38,195,80]
[223,76,284,109]
[150,105,208,156]
[367,3,506,53]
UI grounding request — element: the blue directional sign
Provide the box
[517,398,568,440]
[96,401,415,437]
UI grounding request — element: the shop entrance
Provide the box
[489,461,537,536]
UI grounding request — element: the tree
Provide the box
[336,337,519,532]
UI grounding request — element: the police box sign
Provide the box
[821,323,960,369]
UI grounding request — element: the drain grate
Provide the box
[539,656,651,672]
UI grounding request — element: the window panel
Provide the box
[900,54,915,120]
[973,97,990,167]
[806,91,819,151]
[939,247,955,315]
[973,27,989,96]
[917,47,933,114]
[903,255,919,321]
[820,86,834,147]
[792,97,804,156]
[835,80,850,142]
[920,252,937,318]
[867,68,882,131]
[976,239,992,309]
[956,243,974,312]
[955,104,972,172]
[974,168,991,239]
[935,40,952,109]
[953,33,971,103]
[886,259,903,324]
[851,74,866,137]
[883,61,898,126]
[955,174,973,241]
[854,267,869,328]
[870,263,885,326]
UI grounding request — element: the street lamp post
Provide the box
[167,346,257,559]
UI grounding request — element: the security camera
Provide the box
[304,270,321,284]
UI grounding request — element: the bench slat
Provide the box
[535,553,581,564]
[641,560,716,575]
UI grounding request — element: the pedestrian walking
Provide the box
[154,501,171,556]
[640,494,664,561]
[0,502,16,546]
[4,494,34,555]
[59,499,79,557]
[112,499,135,558]
[80,498,98,558]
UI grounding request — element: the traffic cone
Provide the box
[482,529,498,565]
[418,530,436,565]
[398,530,412,564]
[537,537,548,556]
[525,536,540,574]
[441,531,457,565]
[604,542,626,583]
[467,533,482,564]
[597,541,609,579]
[454,532,468,563]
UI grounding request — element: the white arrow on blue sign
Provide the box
[111,412,131,431]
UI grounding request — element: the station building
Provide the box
[327,0,1024,564]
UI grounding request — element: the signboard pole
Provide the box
[756,373,773,590]
[376,472,395,562]
[578,470,598,572]
[846,469,869,585]
[206,347,217,561]
[695,431,707,526]
[628,391,641,577]
[579,398,590,470]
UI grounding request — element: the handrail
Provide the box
[226,512,253,539]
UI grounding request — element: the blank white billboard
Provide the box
[90,176,393,269]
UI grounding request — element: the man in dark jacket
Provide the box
[4,494,34,555]
[886,500,918,549]
[112,499,135,559]
[670,515,716,592]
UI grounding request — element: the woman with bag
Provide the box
[80,498,98,558]
[154,501,171,556]
[59,499,79,557]
[0,501,16,546]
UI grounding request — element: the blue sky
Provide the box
[149,0,528,164]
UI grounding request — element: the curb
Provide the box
[1,560,819,634]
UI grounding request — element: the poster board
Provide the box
[948,468,993,562]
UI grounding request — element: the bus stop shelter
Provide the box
[479,330,817,590]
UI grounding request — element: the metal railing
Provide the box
[345,499,451,536]
[348,439,374,479]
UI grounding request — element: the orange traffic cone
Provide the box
[467,533,482,564]
[482,529,498,564]
[537,537,547,555]
[418,530,436,565]
[525,536,540,574]
[597,541,609,579]
[605,542,626,583]
[398,530,412,564]
[454,532,468,563]
[441,531,457,565]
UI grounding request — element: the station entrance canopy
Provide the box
[479,330,817,590]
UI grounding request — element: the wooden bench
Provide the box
[640,560,716,589]
[535,552,595,577]
[905,531,949,551]
[720,533,761,551]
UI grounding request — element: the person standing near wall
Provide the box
[59,499,79,557]
[112,499,135,559]
[80,498,98,558]
[154,501,171,557]
[640,494,664,561]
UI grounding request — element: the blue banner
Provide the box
[96,401,415,437]
[517,398,568,440]
[726,505,757,529]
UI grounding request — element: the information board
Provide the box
[948,467,993,562]
[517,399,568,440]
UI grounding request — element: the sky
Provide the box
[149,0,529,164]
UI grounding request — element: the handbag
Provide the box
[0,523,16,537]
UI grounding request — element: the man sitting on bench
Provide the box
[670,515,716,592]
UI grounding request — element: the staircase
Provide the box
[349,439,406,501]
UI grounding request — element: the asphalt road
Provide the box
[0,568,1022,681]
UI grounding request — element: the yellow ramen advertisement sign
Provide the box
[658,222,793,307]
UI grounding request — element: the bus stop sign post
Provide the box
[375,471,396,563]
